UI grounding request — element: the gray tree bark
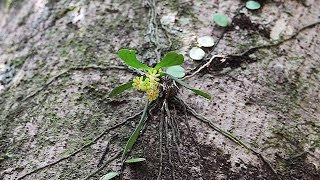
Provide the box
[0,0,319,179]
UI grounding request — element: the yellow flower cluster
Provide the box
[132,69,161,102]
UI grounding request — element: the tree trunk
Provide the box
[1,0,319,179]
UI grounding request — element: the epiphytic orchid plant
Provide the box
[109,49,211,159]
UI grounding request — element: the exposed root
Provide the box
[178,98,203,165]
[164,100,175,179]
[160,24,173,51]
[233,21,320,58]
[157,101,165,180]
[175,97,281,180]
[145,0,161,60]
[165,116,175,179]
[83,151,122,180]
[171,103,181,145]
[171,122,182,164]
[22,65,131,102]
[97,136,114,167]
[177,98,208,177]
[184,55,226,79]
[169,103,182,163]
[17,111,142,180]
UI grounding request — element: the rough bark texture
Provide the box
[0,0,319,179]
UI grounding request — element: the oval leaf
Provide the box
[197,36,215,47]
[189,47,205,61]
[167,74,211,100]
[246,1,261,10]
[212,13,230,27]
[125,158,146,164]
[118,49,150,70]
[109,81,133,97]
[166,65,185,78]
[122,102,149,160]
[100,172,119,180]
[155,52,184,70]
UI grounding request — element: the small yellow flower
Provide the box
[132,76,144,91]
[146,87,159,102]
[146,69,160,83]
[132,69,161,101]
[139,77,149,91]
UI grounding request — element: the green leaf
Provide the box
[190,89,211,100]
[166,65,185,78]
[125,158,146,164]
[109,81,133,97]
[155,51,184,70]
[246,1,261,10]
[118,49,150,70]
[121,101,149,160]
[101,172,119,180]
[167,74,211,100]
[212,13,230,27]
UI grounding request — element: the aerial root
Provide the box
[83,151,122,180]
[169,105,182,165]
[174,97,281,180]
[184,54,226,79]
[164,100,176,179]
[97,136,115,167]
[145,0,161,60]
[157,101,165,180]
[17,111,142,180]
[234,21,320,57]
[178,98,204,169]
[171,104,181,144]
[179,97,198,145]
[165,115,175,180]
[22,65,131,102]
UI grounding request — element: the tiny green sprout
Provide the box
[246,0,261,10]
[213,13,230,27]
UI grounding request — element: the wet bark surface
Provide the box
[0,0,319,179]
